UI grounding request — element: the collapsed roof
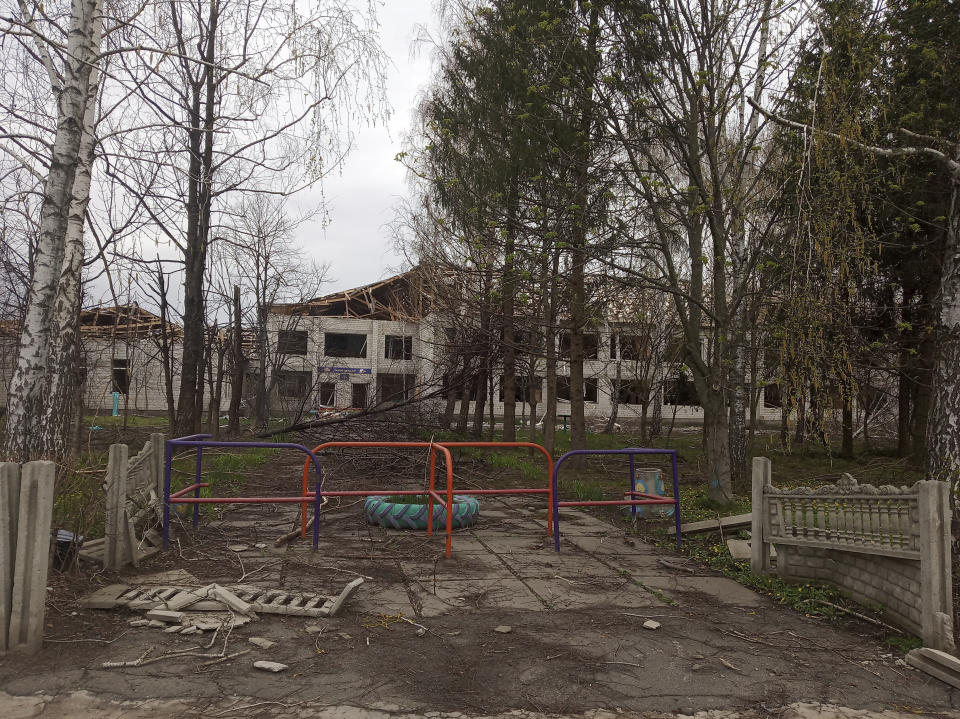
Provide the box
[269,269,427,320]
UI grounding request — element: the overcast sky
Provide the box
[292,0,438,294]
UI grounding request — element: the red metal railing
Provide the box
[301,442,456,557]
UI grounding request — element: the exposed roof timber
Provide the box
[269,269,427,320]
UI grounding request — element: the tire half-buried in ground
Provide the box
[364,495,480,530]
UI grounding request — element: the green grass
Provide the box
[169,445,279,518]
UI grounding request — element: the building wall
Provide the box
[265,314,426,412]
[0,334,232,415]
[265,312,785,423]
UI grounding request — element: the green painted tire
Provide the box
[364,495,480,530]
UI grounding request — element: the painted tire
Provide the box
[364,495,480,530]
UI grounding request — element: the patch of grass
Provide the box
[562,479,605,502]
[883,635,922,654]
[382,494,431,505]
[170,446,279,518]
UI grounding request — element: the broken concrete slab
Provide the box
[164,584,216,611]
[144,609,184,624]
[906,648,960,689]
[643,620,661,630]
[209,585,256,618]
[248,637,276,649]
[671,514,751,535]
[726,539,751,561]
[493,625,512,634]
[80,584,131,610]
[323,577,364,617]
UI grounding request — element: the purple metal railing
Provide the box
[163,435,323,550]
[551,448,682,551]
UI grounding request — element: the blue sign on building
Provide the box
[321,366,372,375]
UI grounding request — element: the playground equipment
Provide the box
[364,494,481,530]
[551,448,682,551]
[162,434,325,550]
[297,441,556,556]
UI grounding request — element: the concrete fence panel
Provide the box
[751,459,954,653]
[5,461,55,654]
[0,462,21,652]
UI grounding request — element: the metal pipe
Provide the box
[551,448,682,552]
[437,442,554,536]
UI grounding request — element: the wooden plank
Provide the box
[672,513,752,535]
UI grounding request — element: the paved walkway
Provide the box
[1,491,958,717]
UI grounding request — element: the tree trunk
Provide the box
[841,393,854,459]
[175,0,219,437]
[228,285,244,435]
[927,168,960,496]
[501,176,519,442]
[605,362,621,433]
[650,373,663,441]
[3,0,104,461]
[702,391,733,504]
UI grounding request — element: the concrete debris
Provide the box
[642,620,661,630]
[493,625,513,634]
[128,619,150,627]
[306,624,324,635]
[180,626,200,635]
[673,514,751,536]
[164,584,216,611]
[725,539,751,561]
[906,647,960,689]
[324,577,365,617]
[79,584,131,610]
[254,543,267,549]
[227,544,248,552]
[248,637,276,649]
[147,620,165,628]
[144,609,184,624]
[209,584,257,618]
[163,625,182,634]
[253,660,288,673]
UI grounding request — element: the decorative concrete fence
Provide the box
[0,460,56,654]
[79,433,165,570]
[751,456,955,652]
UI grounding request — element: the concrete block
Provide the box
[0,463,22,653]
[907,648,960,689]
[144,609,184,624]
[7,461,55,654]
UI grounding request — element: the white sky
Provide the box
[292,0,437,294]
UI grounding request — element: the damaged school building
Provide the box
[0,270,785,425]
[264,270,785,426]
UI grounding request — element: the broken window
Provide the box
[556,377,597,403]
[612,334,649,361]
[617,380,649,405]
[664,373,699,406]
[377,373,415,404]
[324,332,367,358]
[763,384,783,409]
[318,382,336,406]
[276,370,312,398]
[111,358,129,395]
[559,332,599,360]
[277,329,308,356]
[384,334,413,360]
[498,376,544,403]
[351,383,368,408]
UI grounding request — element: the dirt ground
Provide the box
[1,425,959,718]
